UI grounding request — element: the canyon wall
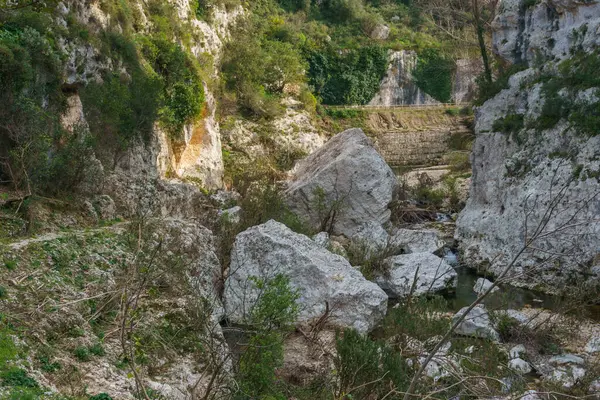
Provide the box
[456,0,600,292]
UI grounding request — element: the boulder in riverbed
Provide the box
[285,128,396,238]
[224,220,388,333]
[374,253,457,298]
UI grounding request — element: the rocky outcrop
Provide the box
[492,0,600,64]
[456,0,600,291]
[223,220,388,333]
[59,1,244,193]
[285,128,396,238]
[375,253,457,298]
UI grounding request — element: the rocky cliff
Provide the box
[456,0,600,292]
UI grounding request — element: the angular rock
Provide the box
[375,253,457,298]
[546,365,586,388]
[509,344,526,359]
[370,24,390,40]
[349,221,390,256]
[224,220,388,333]
[452,305,500,341]
[585,336,600,354]
[473,278,500,296]
[508,358,532,374]
[388,228,445,254]
[285,128,396,238]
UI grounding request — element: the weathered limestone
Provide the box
[456,0,600,291]
[389,228,445,254]
[224,220,388,333]
[285,128,396,238]
[375,253,457,298]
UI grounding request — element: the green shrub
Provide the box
[236,274,299,398]
[74,346,91,362]
[382,296,451,342]
[334,329,409,399]
[413,48,455,103]
[1,368,38,388]
[474,64,527,105]
[307,46,389,105]
[492,113,524,134]
[89,343,106,357]
[89,394,113,400]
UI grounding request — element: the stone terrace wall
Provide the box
[368,108,472,167]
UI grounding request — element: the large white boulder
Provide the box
[223,220,388,333]
[452,305,500,341]
[375,253,457,298]
[388,228,445,254]
[285,128,396,238]
[585,335,600,354]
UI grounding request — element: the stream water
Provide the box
[445,251,600,322]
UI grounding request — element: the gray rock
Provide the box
[389,228,445,254]
[520,390,543,400]
[549,354,585,366]
[452,305,500,341]
[508,358,532,374]
[370,24,390,40]
[375,253,457,298]
[93,195,116,221]
[286,129,396,239]
[312,232,330,248]
[509,344,526,359]
[589,379,600,394]
[351,221,390,254]
[473,278,499,296]
[369,51,439,106]
[546,365,586,388]
[585,336,600,354]
[224,220,388,333]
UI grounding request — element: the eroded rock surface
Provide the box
[286,128,396,238]
[224,220,388,333]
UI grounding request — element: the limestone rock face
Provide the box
[456,0,600,292]
[492,0,600,64]
[375,253,457,298]
[452,305,500,341]
[285,128,396,238]
[369,51,439,106]
[223,220,388,333]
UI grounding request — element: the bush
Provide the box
[334,329,409,399]
[307,46,389,105]
[413,48,455,103]
[474,64,527,106]
[382,296,450,342]
[492,113,524,134]
[236,274,299,398]
[89,394,113,400]
[74,346,91,362]
[1,368,38,388]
